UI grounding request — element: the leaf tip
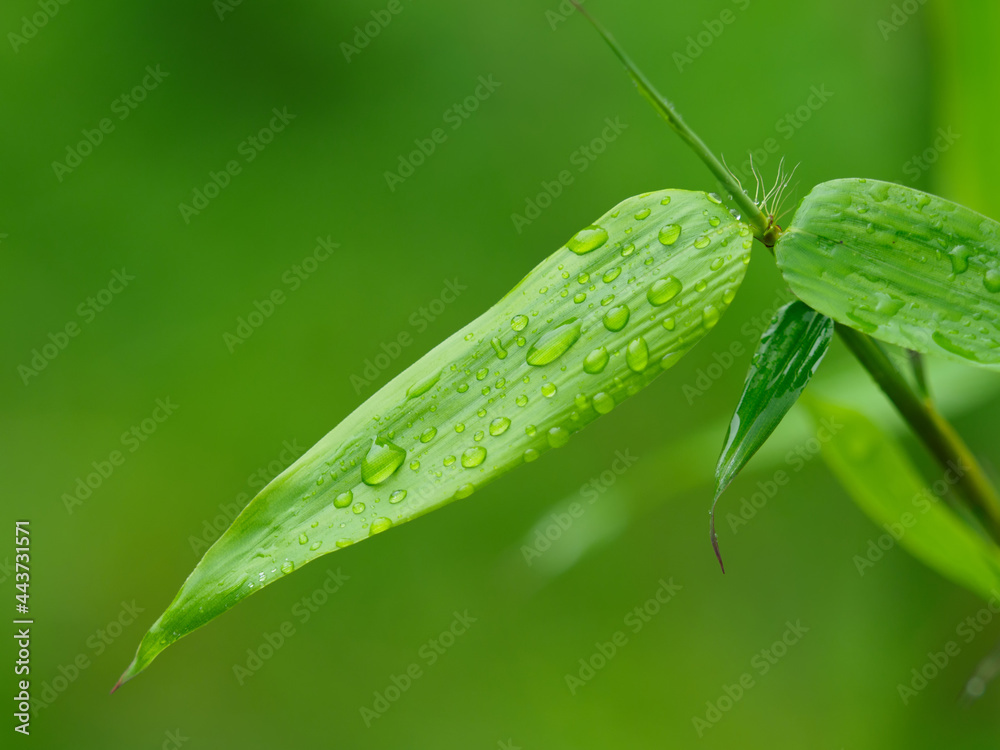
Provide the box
[709,497,726,574]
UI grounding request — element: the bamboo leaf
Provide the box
[710,301,834,569]
[116,189,753,689]
[775,178,1000,368]
[807,397,1000,601]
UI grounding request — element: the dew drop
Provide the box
[634,208,651,220]
[985,269,1000,293]
[361,437,406,486]
[334,490,353,509]
[352,502,366,514]
[419,427,437,443]
[592,392,615,414]
[511,314,529,332]
[406,370,440,399]
[523,448,540,462]
[626,337,649,372]
[298,533,308,545]
[489,417,511,436]
[461,446,487,468]
[566,225,609,255]
[280,561,295,574]
[547,426,570,448]
[491,336,508,359]
[647,276,682,305]
[949,245,972,274]
[694,236,711,249]
[526,319,583,366]
[583,346,610,374]
[541,382,557,398]
[454,483,475,499]
[658,224,682,246]
[603,304,631,332]
[389,489,407,504]
[369,517,392,535]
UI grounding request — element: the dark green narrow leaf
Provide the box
[710,301,834,570]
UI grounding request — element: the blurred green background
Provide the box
[3,0,1000,747]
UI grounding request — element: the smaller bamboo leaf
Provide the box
[710,301,834,569]
[808,398,1000,602]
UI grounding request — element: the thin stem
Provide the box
[569,1,773,240]
[837,325,1000,541]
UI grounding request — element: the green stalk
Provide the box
[574,2,1000,542]
[836,325,1000,542]
[569,1,774,241]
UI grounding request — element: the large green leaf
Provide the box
[807,397,1000,601]
[710,301,834,569]
[775,178,1000,368]
[116,189,753,688]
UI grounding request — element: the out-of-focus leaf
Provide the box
[807,398,1000,601]
[116,189,753,689]
[776,178,1000,368]
[710,301,834,569]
